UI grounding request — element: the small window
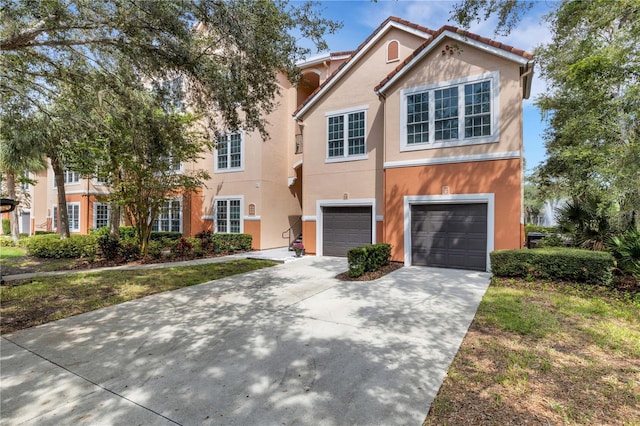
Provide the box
[67,203,80,232]
[153,199,182,232]
[248,203,256,216]
[94,203,110,229]
[387,40,399,63]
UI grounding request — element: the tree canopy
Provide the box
[534,0,640,219]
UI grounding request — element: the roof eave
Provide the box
[376,30,533,96]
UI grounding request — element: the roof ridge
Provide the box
[293,16,435,117]
[375,25,534,93]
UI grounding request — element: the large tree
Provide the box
[0,99,47,242]
[534,0,640,224]
[0,0,340,137]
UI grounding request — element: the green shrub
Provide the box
[173,237,194,255]
[150,231,182,241]
[146,240,164,259]
[24,234,98,259]
[525,225,557,234]
[2,219,10,235]
[0,237,15,247]
[212,233,252,252]
[34,231,57,235]
[347,243,392,278]
[537,234,566,248]
[490,247,614,286]
[97,235,122,261]
[608,230,640,277]
[119,226,137,241]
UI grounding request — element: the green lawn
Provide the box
[424,278,640,425]
[0,259,277,333]
[0,246,27,259]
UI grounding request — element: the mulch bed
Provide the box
[335,262,403,281]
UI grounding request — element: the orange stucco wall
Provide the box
[384,158,522,263]
[244,220,261,250]
[302,221,316,255]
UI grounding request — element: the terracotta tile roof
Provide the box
[293,16,435,117]
[330,51,354,58]
[375,25,534,93]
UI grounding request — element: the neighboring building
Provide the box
[28,17,533,271]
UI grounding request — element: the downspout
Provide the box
[519,61,534,246]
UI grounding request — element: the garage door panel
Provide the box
[323,207,372,257]
[411,203,487,271]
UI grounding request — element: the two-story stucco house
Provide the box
[25,16,532,272]
[293,17,533,271]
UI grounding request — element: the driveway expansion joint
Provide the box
[1,336,183,426]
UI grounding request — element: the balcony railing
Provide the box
[295,134,303,154]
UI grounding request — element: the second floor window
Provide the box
[326,107,367,161]
[216,132,243,172]
[55,170,81,187]
[402,72,498,150]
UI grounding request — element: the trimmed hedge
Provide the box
[525,225,557,234]
[490,247,614,286]
[24,234,98,259]
[212,233,252,251]
[347,243,391,278]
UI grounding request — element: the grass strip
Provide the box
[1,259,276,334]
[424,277,640,425]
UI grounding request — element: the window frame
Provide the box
[214,196,244,234]
[152,199,182,233]
[93,202,110,229]
[67,202,81,232]
[325,105,369,163]
[54,170,81,187]
[386,40,400,63]
[214,131,244,173]
[400,71,500,152]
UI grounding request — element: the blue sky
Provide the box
[297,0,557,173]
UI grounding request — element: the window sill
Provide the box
[400,135,499,152]
[325,154,369,164]
[214,167,244,174]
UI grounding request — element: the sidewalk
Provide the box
[1,247,302,282]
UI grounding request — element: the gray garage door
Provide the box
[411,203,487,271]
[323,206,372,257]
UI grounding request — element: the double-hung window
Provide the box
[215,198,242,233]
[401,72,498,150]
[67,203,80,232]
[55,170,81,187]
[326,106,368,161]
[153,199,181,232]
[215,131,243,172]
[52,204,81,231]
[94,203,110,229]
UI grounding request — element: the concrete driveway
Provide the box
[1,257,490,425]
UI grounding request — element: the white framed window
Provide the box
[215,131,244,173]
[214,196,243,234]
[94,169,109,185]
[67,203,80,232]
[54,170,81,187]
[52,204,80,231]
[400,71,499,151]
[325,105,368,162]
[93,202,110,229]
[152,199,182,232]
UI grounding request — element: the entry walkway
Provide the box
[1,247,301,282]
[1,257,490,425]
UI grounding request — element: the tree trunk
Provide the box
[109,203,121,239]
[6,171,20,243]
[50,156,70,238]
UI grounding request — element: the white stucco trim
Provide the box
[384,151,520,169]
[403,193,495,271]
[316,198,376,257]
[244,216,261,221]
[376,215,384,222]
[301,216,317,222]
[294,20,432,119]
